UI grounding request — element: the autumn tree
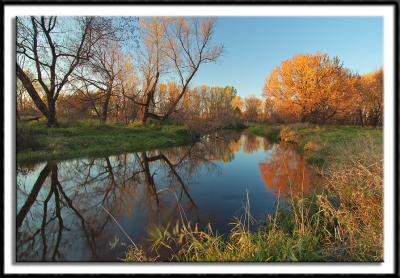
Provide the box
[360,68,383,126]
[244,95,262,122]
[124,17,223,124]
[115,56,141,123]
[157,83,241,132]
[262,97,275,122]
[157,81,182,117]
[263,53,357,124]
[231,95,244,115]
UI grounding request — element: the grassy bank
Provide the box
[247,123,382,167]
[17,120,195,164]
[123,123,383,262]
[247,124,281,142]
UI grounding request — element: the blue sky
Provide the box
[191,17,383,98]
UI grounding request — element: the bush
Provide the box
[304,140,322,151]
[280,127,301,143]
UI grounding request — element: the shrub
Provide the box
[280,127,301,143]
[304,140,322,151]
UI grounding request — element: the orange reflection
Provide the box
[242,134,266,154]
[228,138,242,153]
[259,144,321,198]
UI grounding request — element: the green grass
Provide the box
[247,123,281,142]
[295,124,382,167]
[17,120,196,164]
[247,122,382,167]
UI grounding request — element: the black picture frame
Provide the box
[2,0,399,276]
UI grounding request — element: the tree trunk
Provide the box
[371,109,379,127]
[47,98,58,127]
[100,110,108,124]
[321,112,326,125]
[138,107,148,124]
[138,72,160,125]
[17,63,49,119]
[100,90,112,124]
[358,109,364,127]
[139,115,146,125]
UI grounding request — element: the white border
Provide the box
[4,4,396,275]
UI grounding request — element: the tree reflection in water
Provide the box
[16,130,253,262]
[258,143,322,198]
[16,131,306,262]
[17,156,197,261]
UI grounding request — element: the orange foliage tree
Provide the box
[231,95,244,115]
[263,53,358,124]
[360,68,383,126]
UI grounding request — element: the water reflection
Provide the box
[16,131,313,262]
[17,146,210,261]
[258,144,321,198]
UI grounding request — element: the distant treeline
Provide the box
[16,17,382,128]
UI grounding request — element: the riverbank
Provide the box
[17,120,196,164]
[248,123,382,167]
[124,123,383,262]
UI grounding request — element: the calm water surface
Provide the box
[16,131,320,262]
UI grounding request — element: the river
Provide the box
[16,130,320,262]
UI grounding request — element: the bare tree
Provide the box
[16,16,116,127]
[74,44,123,124]
[73,17,138,124]
[124,17,223,124]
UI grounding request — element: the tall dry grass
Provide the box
[123,137,383,262]
[315,136,383,261]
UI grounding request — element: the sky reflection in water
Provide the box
[16,131,320,262]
